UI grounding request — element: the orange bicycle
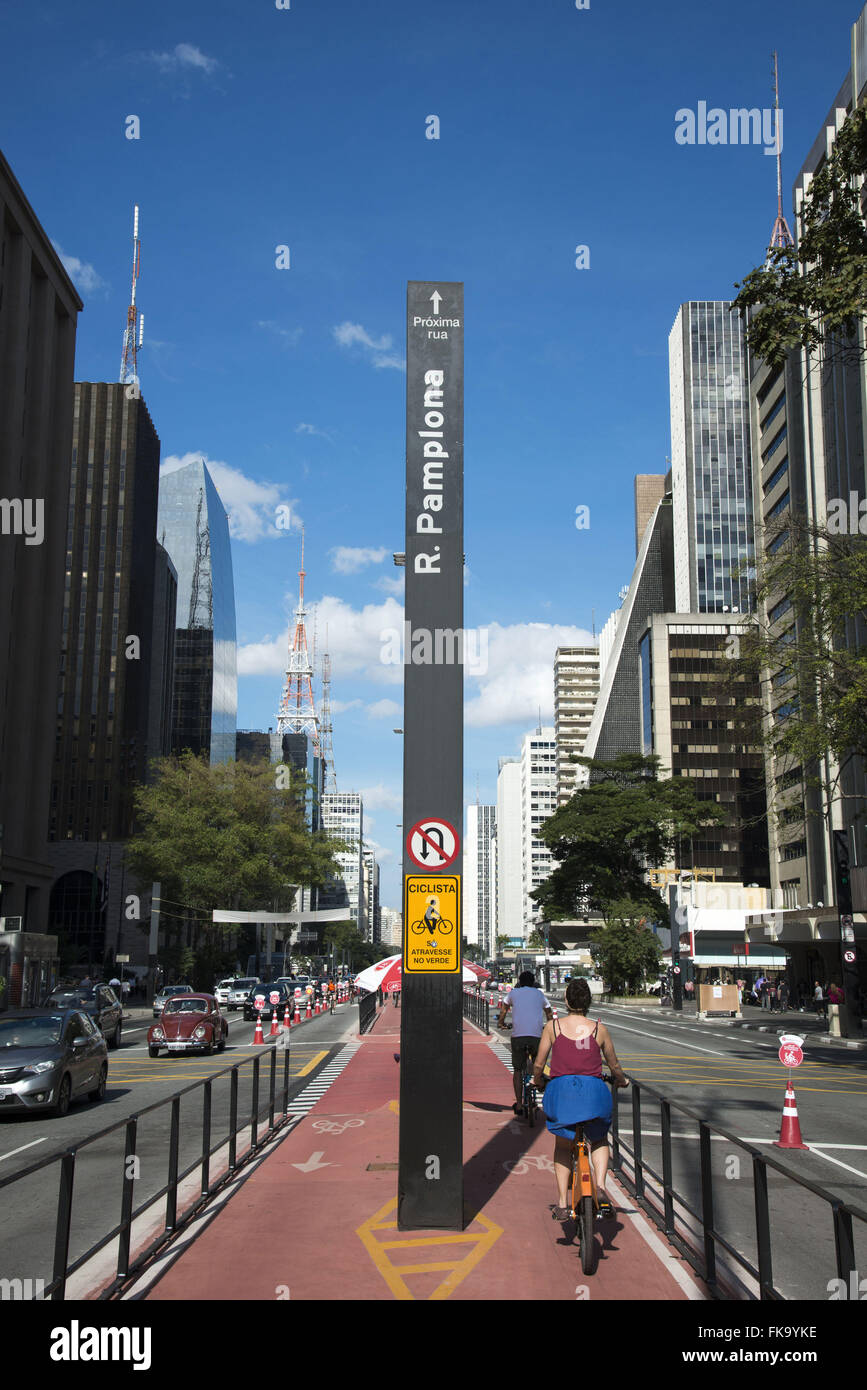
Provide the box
[566,1072,622,1275]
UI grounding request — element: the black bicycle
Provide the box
[520,1046,538,1127]
[409,918,454,935]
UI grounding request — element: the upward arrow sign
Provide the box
[430,291,442,314]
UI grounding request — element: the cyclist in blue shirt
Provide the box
[498,971,553,1116]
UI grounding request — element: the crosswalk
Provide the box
[283,1041,362,1128]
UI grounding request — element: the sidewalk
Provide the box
[134,1007,708,1302]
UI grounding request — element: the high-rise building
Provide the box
[639,613,769,884]
[157,460,237,765]
[554,647,600,805]
[634,475,667,556]
[362,846,381,943]
[320,791,365,934]
[584,493,676,761]
[520,728,558,937]
[743,6,867,1003]
[0,149,81,946]
[46,382,177,974]
[465,804,496,956]
[495,757,522,946]
[669,302,755,614]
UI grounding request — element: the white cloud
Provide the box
[237,595,404,684]
[257,320,303,347]
[51,242,106,295]
[366,699,401,720]
[373,574,405,597]
[296,422,332,440]
[333,321,405,372]
[358,784,402,813]
[465,622,597,728]
[330,546,388,575]
[146,43,219,74]
[330,698,363,715]
[160,452,301,544]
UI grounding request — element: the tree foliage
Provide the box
[320,920,380,972]
[532,754,728,923]
[589,900,663,995]
[728,516,867,811]
[733,105,867,365]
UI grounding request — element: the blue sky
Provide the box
[1,0,860,909]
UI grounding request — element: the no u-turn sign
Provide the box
[406,818,459,870]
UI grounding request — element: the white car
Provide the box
[214,979,235,1006]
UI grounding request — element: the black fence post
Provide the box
[661,1098,674,1237]
[166,1095,181,1232]
[50,1151,76,1301]
[229,1066,239,1173]
[699,1123,717,1288]
[268,1048,276,1132]
[251,1055,260,1150]
[631,1084,644,1199]
[834,1205,856,1285]
[753,1154,774,1298]
[117,1116,138,1279]
[282,1047,291,1117]
[202,1080,212,1198]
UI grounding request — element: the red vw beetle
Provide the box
[147,994,228,1058]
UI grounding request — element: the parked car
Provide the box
[42,984,123,1050]
[243,981,294,1022]
[0,1008,108,1117]
[227,978,260,1012]
[152,985,194,1018]
[147,995,228,1057]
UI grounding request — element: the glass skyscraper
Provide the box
[157,460,237,764]
[669,302,755,614]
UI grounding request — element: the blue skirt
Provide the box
[543,1074,612,1141]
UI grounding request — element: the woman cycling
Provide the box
[532,978,628,1222]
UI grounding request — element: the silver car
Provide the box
[227,978,260,1012]
[0,1010,108,1118]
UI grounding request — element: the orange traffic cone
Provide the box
[774,1082,809,1150]
[294,999,301,1025]
[283,1003,292,1031]
[253,1012,264,1045]
[269,1008,281,1037]
[305,996,312,1020]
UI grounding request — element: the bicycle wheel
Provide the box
[523,1075,535,1127]
[579,1194,597,1274]
[410,920,426,935]
[437,918,454,935]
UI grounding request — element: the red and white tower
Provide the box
[119,204,143,386]
[277,530,321,752]
[769,52,794,252]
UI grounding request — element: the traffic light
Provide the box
[833,830,853,914]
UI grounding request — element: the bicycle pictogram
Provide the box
[311,1118,365,1135]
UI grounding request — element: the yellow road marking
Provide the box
[296,1050,328,1077]
[356,1196,502,1300]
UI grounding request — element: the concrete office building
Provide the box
[362,847,381,943]
[520,727,558,938]
[635,475,667,556]
[584,493,676,761]
[320,791,365,936]
[554,647,600,805]
[45,383,177,975]
[742,6,867,1000]
[639,613,769,884]
[465,804,496,956]
[157,459,237,765]
[669,302,755,614]
[496,758,523,945]
[0,149,81,943]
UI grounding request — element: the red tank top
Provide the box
[549,1017,603,1078]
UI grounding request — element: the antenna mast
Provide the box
[769,52,794,251]
[119,204,144,385]
[277,528,321,753]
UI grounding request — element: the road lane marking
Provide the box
[602,1020,728,1056]
[0,1138,47,1162]
[296,1050,328,1077]
[804,1149,867,1181]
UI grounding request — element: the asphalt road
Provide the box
[0,1002,357,1293]
[494,1004,867,1299]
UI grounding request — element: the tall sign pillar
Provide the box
[399,282,464,1229]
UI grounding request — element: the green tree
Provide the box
[532,754,728,924]
[125,753,347,986]
[733,105,867,366]
[728,515,867,817]
[589,900,662,996]
[527,928,546,951]
[320,920,379,973]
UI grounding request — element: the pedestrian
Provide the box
[814,981,825,1018]
[779,979,790,1011]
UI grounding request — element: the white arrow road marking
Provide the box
[291,1151,334,1173]
[430,290,442,314]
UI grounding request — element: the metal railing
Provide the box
[609,1075,867,1299]
[0,1046,293,1300]
[462,989,490,1034]
[358,991,378,1033]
